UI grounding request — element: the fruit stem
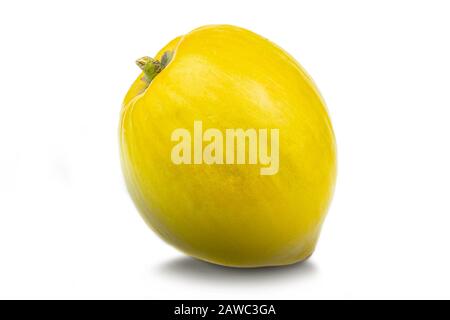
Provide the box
[135,51,173,84]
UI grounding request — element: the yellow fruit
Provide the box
[120,25,336,267]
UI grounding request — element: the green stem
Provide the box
[135,51,173,84]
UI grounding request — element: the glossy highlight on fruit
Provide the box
[120,25,336,267]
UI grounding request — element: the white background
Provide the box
[0,0,449,299]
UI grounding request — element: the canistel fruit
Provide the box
[120,25,337,267]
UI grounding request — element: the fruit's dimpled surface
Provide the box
[120,25,336,267]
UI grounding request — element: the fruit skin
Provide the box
[120,25,336,267]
